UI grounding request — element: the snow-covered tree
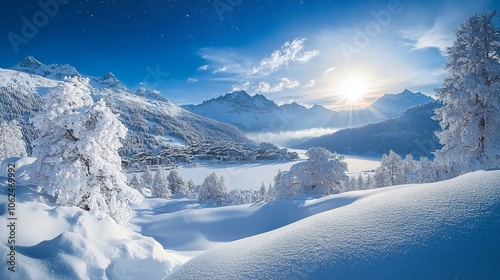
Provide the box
[356,174,364,190]
[374,150,404,187]
[198,172,227,205]
[226,189,258,205]
[152,167,171,198]
[129,174,144,194]
[273,169,299,199]
[402,154,418,184]
[365,174,373,189]
[273,147,349,199]
[31,77,142,224]
[141,166,154,188]
[259,182,267,201]
[0,120,27,161]
[167,169,187,195]
[433,12,500,173]
[186,179,198,194]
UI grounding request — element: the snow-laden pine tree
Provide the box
[186,179,198,194]
[433,12,500,173]
[141,166,154,188]
[32,77,142,224]
[167,169,187,195]
[198,172,227,205]
[0,120,27,161]
[259,182,267,201]
[374,150,404,187]
[152,167,171,198]
[129,174,144,194]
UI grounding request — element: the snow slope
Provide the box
[167,169,500,279]
[0,158,179,280]
[1,57,251,156]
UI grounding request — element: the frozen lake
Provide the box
[177,151,380,190]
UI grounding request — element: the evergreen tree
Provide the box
[375,150,404,187]
[32,77,142,224]
[0,120,27,161]
[152,167,171,198]
[141,166,154,188]
[434,12,500,173]
[167,169,187,195]
[259,182,267,201]
[198,172,227,205]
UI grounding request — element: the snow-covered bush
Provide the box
[434,12,500,173]
[225,189,259,205]
[374,150,404,187]
[0,120,27,161]
[31,77,142,224]
[198,172,227,205]
[152,167,171,198]
[273,147,349,199]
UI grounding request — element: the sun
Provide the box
[339,77,368,105]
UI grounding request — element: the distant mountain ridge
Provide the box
[182,89,433,132]
[1,57,251,156]
[294,101,443,158]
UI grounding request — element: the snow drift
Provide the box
[167,169,500,279]
[0,159,179,280]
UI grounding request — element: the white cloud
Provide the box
[213,65,229,74]
[322,67,336,77]
[303,79,316,88]
[402,20,454,53]
[197,64,209,71]
[232,81,251,91]
[187,78,198,83]
[257,78,300,93]
[251,38,320,74]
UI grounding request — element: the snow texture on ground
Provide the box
[167,169,500,280]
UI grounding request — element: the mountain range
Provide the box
[294,101,443,158]
[182,89,433,132]
[1,57,250,156]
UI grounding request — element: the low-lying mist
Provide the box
[246,127,339,147]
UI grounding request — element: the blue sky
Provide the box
[1,0,499,109]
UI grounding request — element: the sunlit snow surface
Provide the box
[1,157,499,279]
[166,169,500,280]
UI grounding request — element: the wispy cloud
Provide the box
[257,78,300,93]
[303,79,316,88]
[187,78,198,82]
[232,81,251,91]
[213,65,229,74]
[197,64,209,71]
[251,38,319,75]
[322,67,336,77]
[401,19,455,53]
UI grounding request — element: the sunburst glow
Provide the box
[339,77,368,105]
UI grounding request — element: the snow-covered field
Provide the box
[174,152,380,190]
[2,157,499,279]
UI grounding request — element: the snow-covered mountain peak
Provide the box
[12,56,81,81]
[14,56,42,70]
[133,87,168,102]
[370,89,433,116]
[92,72,127,90]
